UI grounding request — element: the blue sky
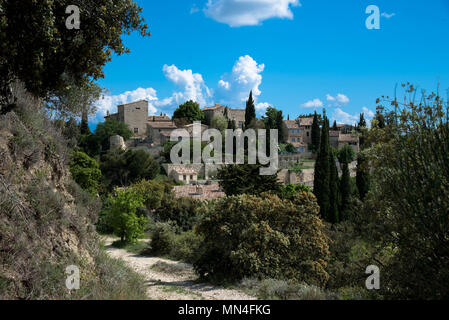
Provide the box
[93,0,449,127]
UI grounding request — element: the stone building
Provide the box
[105,100,149,138]
[283,117,314,153]
[170,167,199,184]
[203,104,245,129]
[330,130,359,152]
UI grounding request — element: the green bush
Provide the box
[103,188,147,243]
[69,151,102,196]
[148,222,203,264]
[155,196,203,231]
[194,192,330,286]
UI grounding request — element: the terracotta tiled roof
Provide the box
[173,185,225,201]
[172,167,199,175]
[147,121,177,129]
[298,117,314,126]
[203,104,226,111]
[148,115,171,122]
[338,134,359,143]
[284,120,300,129]
[329,130,340,137]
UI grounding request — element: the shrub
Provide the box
[154,196,203,231]
[103,188,147,243]
[194,192,330,286]
[149,222,204,264]
[69,151,102,196]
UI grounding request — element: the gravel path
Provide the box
[102,237,256,300]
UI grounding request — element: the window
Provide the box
[238,122,243,128]
[291,129,295,134]
[190,175,193,180]
[307,132,310,137]
[296,129,300,133]
[134,128,138,134]
[183,175,187,180]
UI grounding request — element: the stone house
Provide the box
[330,130,360,152]
[283,117,314,153]
[203,104,245,129]
[105,100,149,138]
[170,167,199,184]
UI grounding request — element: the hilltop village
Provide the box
[104,99,360,201]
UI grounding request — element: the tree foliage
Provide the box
[194,192,330,286]
[245,91,256,128]
[94,118,133,151]
[103,188,147,243]
[173,100,204,124]
[217,164,281,196]
[0,0,149,101]
[311,111,321,153]
[69,151,101,196]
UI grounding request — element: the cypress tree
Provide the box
[313,111,330,220]
[245,91,256,128]
[356,153,370,200]
[340,161,351,220]
[332,120,338,130]
[311,111,321,153]
[329,148,340,223]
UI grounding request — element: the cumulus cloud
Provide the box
[204,0,301,27]
[381,12,395,19]
[216,55,267,108]
[301,98,323,108]
[162,64,213,107]
[92,55,272,123]
[332,108,359,125]
[362,106,375,119]
[326,93,350,106]
[94,87,159,123]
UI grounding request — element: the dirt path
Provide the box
[102,237,256,300]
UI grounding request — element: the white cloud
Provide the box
[326,93,350,106]
[301,98,323,108]
[381,12,395,19]
[94,87,158,123]
[216,55,266,108]
[256,102,271,114]
[362,106,375,119]
[93,55,272,123]
[162,64,213,107]
[204,0,301,27]
[332,108,358,125]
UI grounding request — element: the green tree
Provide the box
[314,111,330,220]
[332,120,338,130]
[338,144,354,220]
[362,85,449,299]
[311,111,321,153]
[329,148,340,223]
[94,118,133,151]
[211,114,228,133]
[104,188,147,243]
[217,164,281,196]
[195,192,330,286]
[69,151,101,196]
[173,100,204,124]
[0,0,149,107]
[245,91,256,128]
[100,149,159,189]
[356,153,370,200]
[155,196,203,232]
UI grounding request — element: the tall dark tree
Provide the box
[313,111,330,220]
[332,120,338,130]
[338,145,354,220]
[245,91,256,128]
[328,148,340,223]
[358,113,367,129]
[356,153,370,200]
[311,111,321,153]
